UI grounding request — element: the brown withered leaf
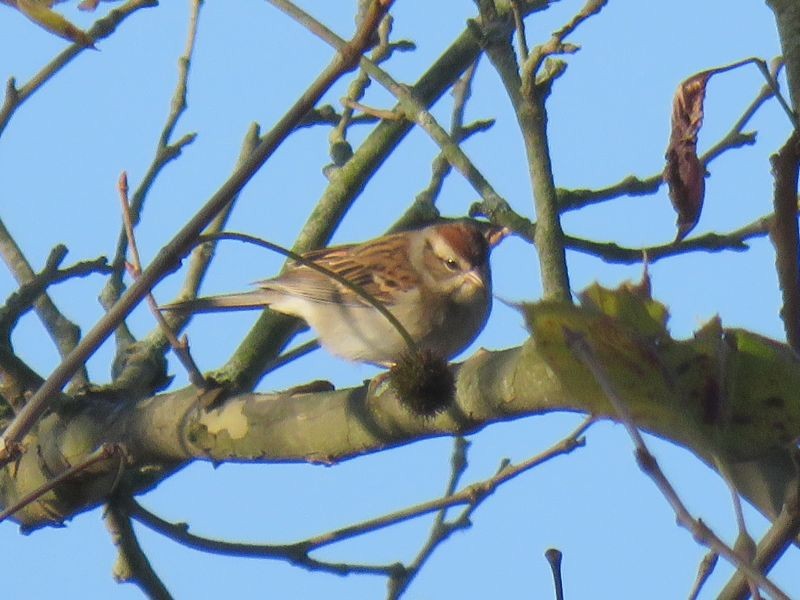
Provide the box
[664,70,714,241]
[12,0,95,47]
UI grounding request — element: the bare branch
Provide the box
[525,0,607,78]
[387,436,470,599]
[478,0,596,301]
[124,418,588,590]
[0,247,110,343]
[565,213,775,264]
[718,469,800,599]
[396,60,486,228]
[268,0,530,248]
[0,0,159,138]
[545,548,565,600]
[329,12,399,167]
[509,0,529,62]
[105,498,173,600]
[304,418,590,551]
[0,218,95,388]
[126,497,400,578]
[688,552,718,600]
[100,0,203,357]
[117,173,208,389]
[769,133,800,351]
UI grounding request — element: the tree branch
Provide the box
[105,497,173,600]
[0,219,97,388]
[122,417,586,590]
[0,0,158,138]
[769,132,800,351]
[6,307,800,531]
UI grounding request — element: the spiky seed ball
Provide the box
[390,350,455,418]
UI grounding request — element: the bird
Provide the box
[163,220,509,367]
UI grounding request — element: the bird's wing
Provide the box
[256,234,419,306]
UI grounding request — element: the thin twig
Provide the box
[0,219,99,387]
[0,444,124,524]
[105,498,173,600]
[267,0,530,247]
[509,0,529,62]
[296,105,377,128]
[329,11,401,161]
[387,436,470,598]
[688,551,718,600]
[565,212,776,264]
[0,0,158,138]
[564,329,790,600]
[0,245,110,345]
[126,418,588,584]
[718,460,760,600]
[752,58,799,132]
[0,0,393,466]
[126,498,399,577]
[117,173,208,389]
[545,548,564,600]
[412,60,482,209]
[718,470,800,600]
[305,417,591,551]
[340,97,401,121]
[263,339,320,375]
[526,0,607,77]
[171,124,261,328]
[101,0,202,352]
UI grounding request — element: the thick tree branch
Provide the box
[769,133,800,350]
[767,0,800,114]
[4,311,800,531]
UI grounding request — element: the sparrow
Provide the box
[164,220,509,367]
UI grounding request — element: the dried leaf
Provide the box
[77,0,101,10]
[14,0,95,47]
[664,70,713,241]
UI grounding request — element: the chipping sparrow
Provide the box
[166,221,509,366]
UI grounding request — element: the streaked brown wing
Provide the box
[256,233,419,305]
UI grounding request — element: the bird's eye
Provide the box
[443,257,460,271]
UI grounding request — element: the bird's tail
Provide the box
[160,292,270,313]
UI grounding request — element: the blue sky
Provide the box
[0,1,797,598]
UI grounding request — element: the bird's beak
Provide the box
[465,269,486,289]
